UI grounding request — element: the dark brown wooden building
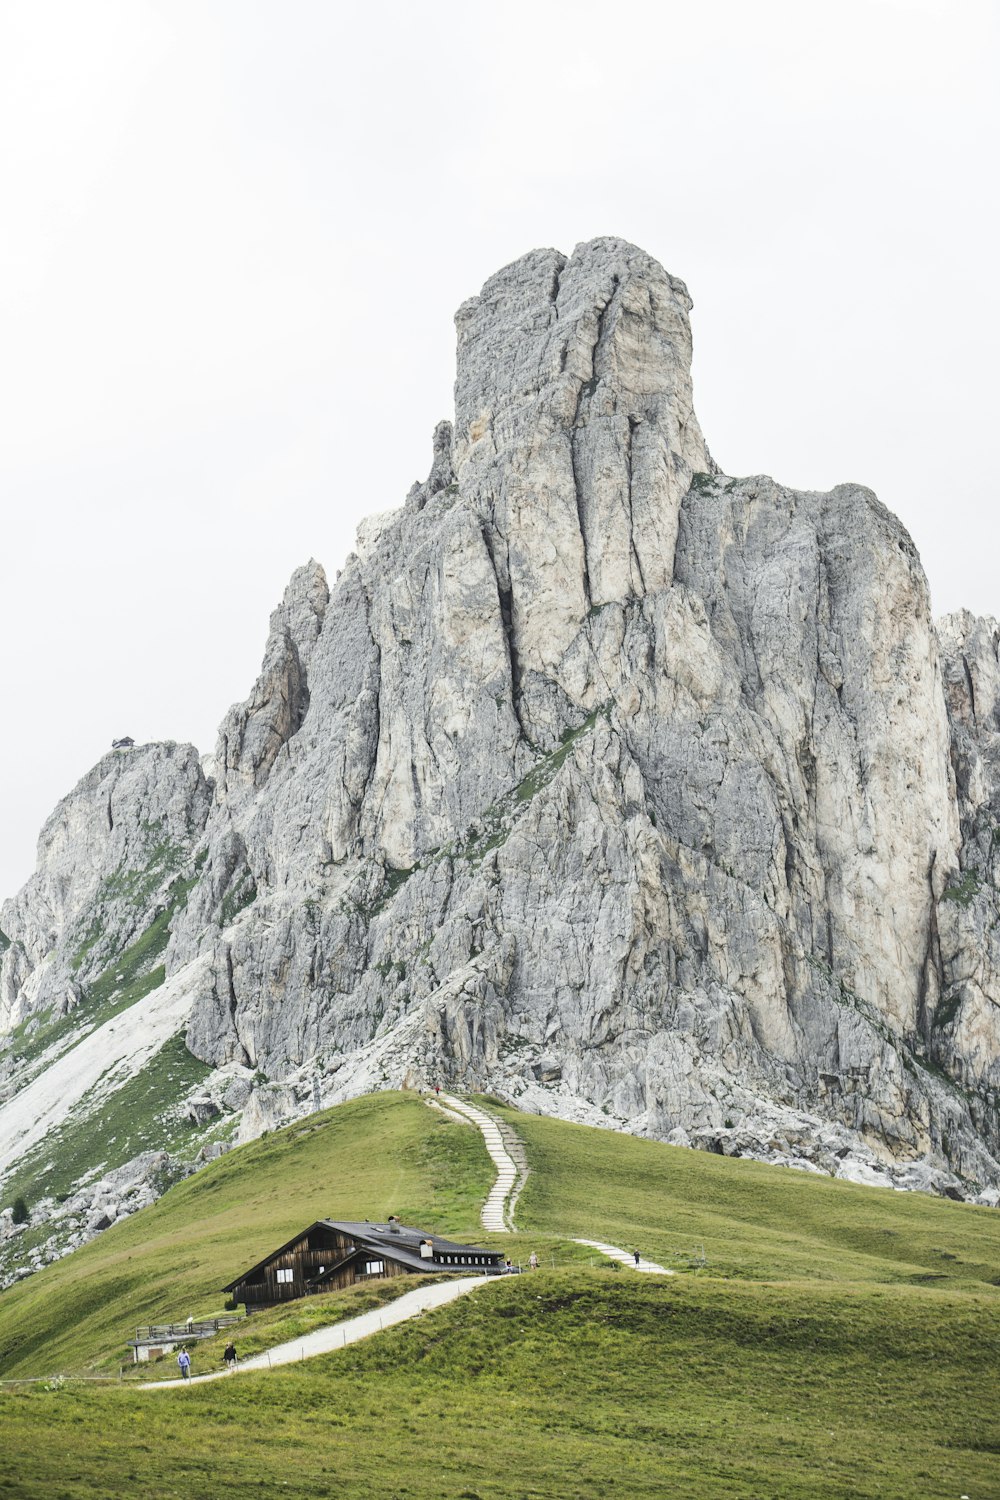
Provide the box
[222,1218,505,1310]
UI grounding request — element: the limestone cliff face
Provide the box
[0,743,210,1032]
[935,613,1000,1105]
[3,237,1000,1208]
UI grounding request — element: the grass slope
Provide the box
[1,1033,213,1215]
[0,869,214,1288]
[0,1092,495,1377]
[1,1270,998,1499]
[1,1093,999,1498]
[497,1104,1000,1288]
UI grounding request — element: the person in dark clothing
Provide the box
[223,1342,237,1370]
[633,1250,641,1266]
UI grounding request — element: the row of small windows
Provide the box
[272,1252,493,1281]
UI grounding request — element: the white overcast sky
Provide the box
[1,0,997,900]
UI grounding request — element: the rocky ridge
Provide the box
[2,239,999,1273]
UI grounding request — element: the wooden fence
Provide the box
[134,1313,243,1342]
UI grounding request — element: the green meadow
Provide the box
[1,1091,998,1499]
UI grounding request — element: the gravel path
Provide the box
[139,1275,491,1389]
[572,1237,673,1275]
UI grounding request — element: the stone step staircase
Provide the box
[433,1094,674,1276]
[436,1093,522,1232]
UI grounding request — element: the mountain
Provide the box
[2,238,999,1278]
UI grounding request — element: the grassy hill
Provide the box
[0,1091,499,1376]
[1,1091,999,1499]
[498,1102,1000,1288]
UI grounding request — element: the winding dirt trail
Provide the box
[139,1276,491,1389]
[141,1093,671,1389]
[436,1094,672,1274]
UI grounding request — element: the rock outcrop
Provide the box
[3,237,999,1215]
[1,742,211,1031]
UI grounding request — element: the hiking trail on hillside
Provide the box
[139,1276,490,1390]
[140,1094,672,1389]
[431,1093,526,1231]
[433,1094,672,1274]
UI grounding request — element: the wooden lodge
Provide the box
[222,1217,505,1310]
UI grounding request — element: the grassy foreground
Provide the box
[1,1091,999,1497]
[2,1269,998,1499]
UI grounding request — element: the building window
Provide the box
[276,1268,293,1284]
[364,1260,384,1275]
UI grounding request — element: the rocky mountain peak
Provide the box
[2,239,1000,1285]
[450,238,712,723]
[0,740,209,1032]
[214,559,329,804]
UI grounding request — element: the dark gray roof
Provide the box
[321,1220,497,1256]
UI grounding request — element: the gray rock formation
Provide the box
[3,236,999,1214]
[1,742,211,1032]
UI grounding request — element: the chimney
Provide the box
[388,1215,400,1234]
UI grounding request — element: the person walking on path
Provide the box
[223,1342,237,1371]
[528,1251,538,1270]
[177,1350,192,1380]
[633,1250,641,1266]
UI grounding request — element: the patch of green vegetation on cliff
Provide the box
[220,871,257,926]
[933,988,964,1031]
[941,868,981,908]
[4,964,167,1083]
[69,824,190,973]
[0,1028,219,1293]
[444,704,613,872]
[0,1033,213,1239]
[3,870,201,1087]
[353,707,615,918]
[371,862,416,913]
[514,705,609,805]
